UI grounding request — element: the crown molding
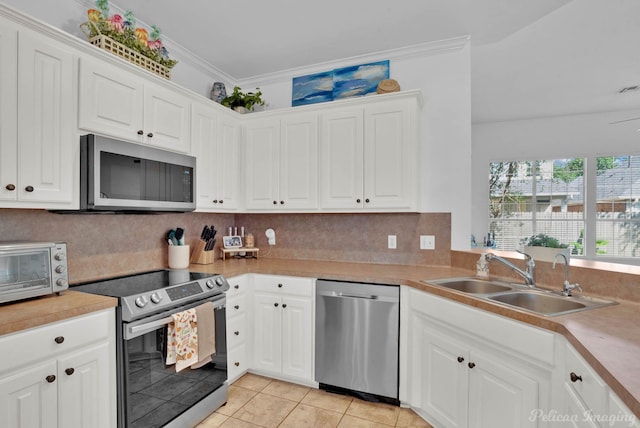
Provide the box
[237,35,470,87]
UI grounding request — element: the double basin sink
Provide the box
[422,277,617,316]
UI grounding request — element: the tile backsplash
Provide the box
[0,210,450,283]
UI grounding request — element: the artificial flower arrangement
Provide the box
[82,0,177,72]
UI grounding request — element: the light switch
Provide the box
[388,235,397,249]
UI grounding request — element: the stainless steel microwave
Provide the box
[80,134,196,212]
[0,242,69,304]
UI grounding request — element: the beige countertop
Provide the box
[1,258,637,417]
[191,258,640,417]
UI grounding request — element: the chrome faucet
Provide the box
[552,253,582,296]
[485,251,535,286]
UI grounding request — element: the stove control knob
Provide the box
[135,296,148,308]
[205,279,215,289]
[150,293,163,304]
[55,265,66,274]
[54,252,65,261]
[215,277,225,287]
[56,278,68,287]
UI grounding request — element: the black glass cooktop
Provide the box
[72,270,216,298]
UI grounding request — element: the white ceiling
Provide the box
[111,0,640,123]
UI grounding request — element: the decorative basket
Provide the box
[80,21,171,80]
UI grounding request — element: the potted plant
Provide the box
[221,86,265,113]
[520,233,570,262]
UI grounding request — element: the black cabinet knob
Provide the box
[282,304,287,308]
[365,198,370,203]
[5,184,15,191]
[280,201,284,204]
[234,362,240,367]
[54,336,64,344]
[219,200,224,204]
[213,199,218,203]
[65,368,75,376]
[278,283,283,288]
[468,362,476,369]
[356,198,361,203]
[234,331,240,336]
[137,130,144,135]
[147,132,153,138]
[274,303,279,307]
[457,356,464,363]
[570,372,583,383]
[273,200,277,205]
[234,305,240,310]
[25,185,34,192]
[234,285,239,289]
[46,375,56,383]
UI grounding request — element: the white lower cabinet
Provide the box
[226,274,250,383]
[401,286,552,428]
[251,274,314,384]
[0,309,115,428]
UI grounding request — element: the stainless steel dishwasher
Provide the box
[315,280,400,404]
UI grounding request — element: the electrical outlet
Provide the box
[420,235,435,250]
[388,235,397,249]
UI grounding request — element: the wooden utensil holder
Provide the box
[190,240,215,265]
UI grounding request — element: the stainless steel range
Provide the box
[73,270,229,428]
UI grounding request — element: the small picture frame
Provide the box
[223,235,243,248]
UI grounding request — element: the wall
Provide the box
[0,210,451,283]
[471,108,640,247]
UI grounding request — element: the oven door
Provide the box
[121,294,227,428]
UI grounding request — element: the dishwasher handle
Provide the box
[336,292,378,300]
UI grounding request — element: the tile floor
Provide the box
[196,373,433,428]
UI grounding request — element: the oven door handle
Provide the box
[129,316,174,335]
[124,298,225,340]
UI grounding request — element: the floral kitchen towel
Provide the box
[166,308,198,372]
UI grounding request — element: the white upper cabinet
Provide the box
[320,93,420,211]
[78,57,190,153]
[191,102,240,211]
[244,112,318,210]
[0,17,77,208]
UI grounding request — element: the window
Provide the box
[489,156,640,263]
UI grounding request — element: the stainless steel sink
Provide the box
[423,277,617,316]
[489,291,617,316]
[424,278,513,294]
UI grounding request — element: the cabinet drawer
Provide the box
[226,313,246,349]
[253,274,314,296]
[227,343,247,383]
[227,275,249,297]
[227,294,247,317]
[565,344,608,417]
[0,309,113,372]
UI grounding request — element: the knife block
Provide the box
[190,240,214,265]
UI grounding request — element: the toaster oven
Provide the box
[0,242,69,304]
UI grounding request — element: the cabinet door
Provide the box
[413,315,468,428]
[0,18,18,201]
[319,108,364,209]
[58,341,112,428]
[467,350,538,428]
[252,293,282,373]
[78,57,144,143]
[244,119,280,209]
[216,113,241,210]
[0,360,58,428]
[191,103,218,210]
[363,99,416,209]
[143,82,190,153]
[281,296,313,381]
[280,113,318,210]
[17,30,75,204]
